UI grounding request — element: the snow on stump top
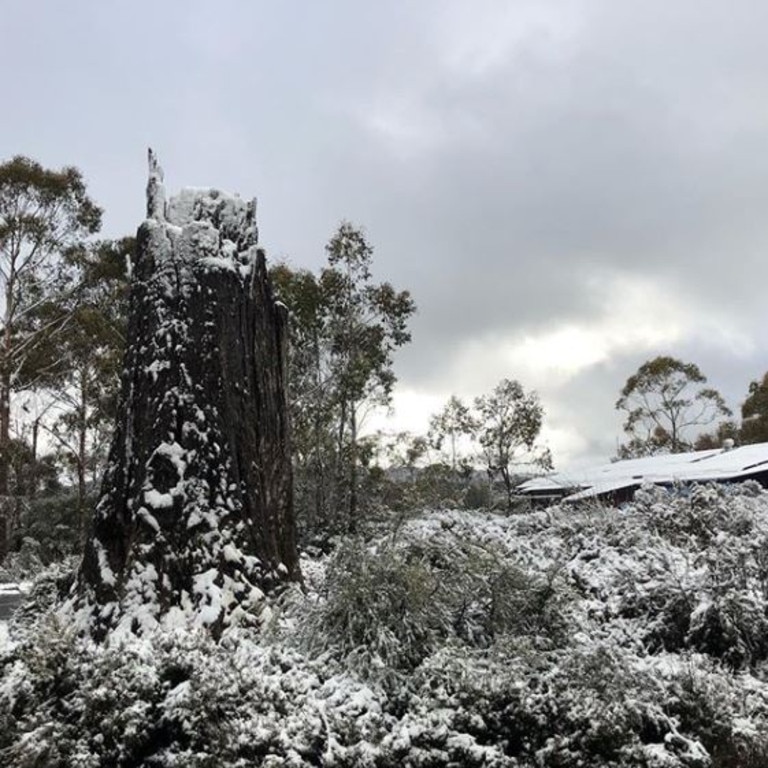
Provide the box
[76,151,298,639]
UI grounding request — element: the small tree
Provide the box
[474,379,552,509]
[428,395,476,472]
[271,224,415,537]
[0,156,101,556]
[616,356,731,456]
[693,421,740,451]
[40,238,130,537]
[740,373,768,445]
[323,223,415,529]
[269,264,331,538]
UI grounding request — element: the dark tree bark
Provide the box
[78,152,298,638]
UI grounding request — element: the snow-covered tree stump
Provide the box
[77,152,298,638]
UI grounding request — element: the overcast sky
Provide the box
[4,1,768,468]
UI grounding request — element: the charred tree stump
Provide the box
[78,152,298,637]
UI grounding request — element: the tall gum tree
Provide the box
[740,373,768,445]
[0,156,101,557]
[615,355,731,457]
[428,395,477,472]
[29,238,133,537]
[271,223,415,536]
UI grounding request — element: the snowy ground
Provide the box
[2,484,768,766]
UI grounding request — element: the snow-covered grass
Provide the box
[2,482,768,766]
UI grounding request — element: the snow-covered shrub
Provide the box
[408,643,713,768]
[16,489,94,565]
[9,559,78,644]
[1,620,388,767]
[634,482,759,547]
[562,483,768,669]
[0,537,45,583]
[4,484,768,767]
[301,529,572,678]
[659,657,768,768]
[301,538,455,674]
[686,593,768,669]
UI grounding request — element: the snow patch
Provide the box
[94,540,116,588]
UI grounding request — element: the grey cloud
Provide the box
[4,1,768,465]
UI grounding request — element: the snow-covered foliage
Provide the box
[0,538,46,583]
[3,482,768,766]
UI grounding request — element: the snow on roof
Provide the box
[561,478,644,503]
[518,442,768,502]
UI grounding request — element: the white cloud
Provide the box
[439,272,684,391]
[439,270,753,393]
[364,389,445,438]
[375,270,755,467]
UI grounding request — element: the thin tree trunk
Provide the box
[312,333,325,531]
[501,466,513,510]
[30,415,38,500]
[333,398,347,532]
[0,291,12,557]
[77,371,88,543]
[348,405,358,533]
[0,375,9,498]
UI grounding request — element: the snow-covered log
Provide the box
[77,151,298,638]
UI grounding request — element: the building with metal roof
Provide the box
[517,441,768,505]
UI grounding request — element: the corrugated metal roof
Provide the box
[517,442,768,502]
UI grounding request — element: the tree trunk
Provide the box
[0,373,9,498]
[30,416,38,501]
[75,369,88,542]
[312,334,326,532]
[0,286,12,557]
[333,398,347,533]
[78,152,298,638]
[348,405,358,533]
[0,377,8,558]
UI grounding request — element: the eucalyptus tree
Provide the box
[616,356,731,456]
[428,395,476,472]
[272,222,415,536]
[0,156,101,555]
[35,238,131,534]
[740,372,768,445]
[474,379,552,509]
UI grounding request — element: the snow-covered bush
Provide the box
[8,558,78,644]
[634,482,759,546]
[301,528,572,678]
[4,483,768,767]
[302,538,452,673]
[0,538,45,583]
[2,621,376,767]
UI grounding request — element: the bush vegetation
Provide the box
[3,482,768,766]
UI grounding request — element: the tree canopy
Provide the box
[428,395,476,472]
[741,372,768,445]
[474,378,551,508]
[271,222,415,538]
[615,355,731,457]
[0,156,102,556]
